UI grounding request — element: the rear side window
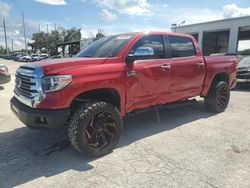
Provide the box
[169,36,195,58]
[131,35,165,59]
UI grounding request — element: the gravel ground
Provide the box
[0,59,250,188]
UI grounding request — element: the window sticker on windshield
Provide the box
[116,36,132,40]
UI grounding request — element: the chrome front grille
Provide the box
[14,65,45,108]
[15,68,36,98]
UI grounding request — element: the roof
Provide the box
[135,31,195,39]
[171,15,250,29]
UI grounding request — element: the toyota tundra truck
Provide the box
[10,32,238,157]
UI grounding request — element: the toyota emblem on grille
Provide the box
[16,77,22,88]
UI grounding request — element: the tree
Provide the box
[28,27,82,55]
[238,49,250,55]
[47,30,62,55]
[59,27,81,42]
[95,29,105,40]
[0,46,9,54]
[28,31,47,52]
[0,46,5,54]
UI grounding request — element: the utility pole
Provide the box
[22,11,27,53]
[3,19,9,55]
[11,38,14,52]
[46,24,49,33]
[54,23,57,31]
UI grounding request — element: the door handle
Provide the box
[127,70,136,77]
[197,62,205,67]
[161,64,171,71]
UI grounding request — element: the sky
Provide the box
[0,0,250,50]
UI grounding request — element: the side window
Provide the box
[169,36,195,58]
[130,35,165,59]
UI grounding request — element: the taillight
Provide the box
[0,66,8,74]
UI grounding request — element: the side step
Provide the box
[126,99,198,122]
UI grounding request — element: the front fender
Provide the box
[37,61,127,116]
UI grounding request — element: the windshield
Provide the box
[239,56,250,67]
[76,34,134,58]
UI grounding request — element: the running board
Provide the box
[126,99,198,122]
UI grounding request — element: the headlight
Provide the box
[42,75,72,93]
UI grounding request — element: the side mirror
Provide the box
[126,47,155,63]
[134,47,154,56]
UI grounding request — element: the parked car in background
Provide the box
[31,54,40,61]
[48,55,63,59]
[38,54,49,61]
[237,56,250,81]
[22,55,32,62]
[16,55,25,62]
[13,54,20,61]
[10,54,17,60]
[0,64,11,85]
[0,54,10,60]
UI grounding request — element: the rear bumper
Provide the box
[0,74,11,85]
[10,97,71,129]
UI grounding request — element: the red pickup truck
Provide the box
[11,32,238,157]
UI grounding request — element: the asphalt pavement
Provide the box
[0,59,250,188]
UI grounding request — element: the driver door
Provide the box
[125,35,171,113]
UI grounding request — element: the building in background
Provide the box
[171,16,250,56]
[80,38,94,50]
[56,38,94,57]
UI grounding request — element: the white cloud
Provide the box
[145,7,223,28]
[163,3,168,8]
[223,4,250,18]
[95,0,152,16]
[172,8,223,25]
[34,0,66,6]
[238,40,250,51]
[0,1,56,50]
[100,9,117,22]
[14,40,22,46]
[81,30,95,38]
[0,1,11,18]
[14,30,20,36]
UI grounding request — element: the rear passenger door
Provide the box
[166,35,205,101]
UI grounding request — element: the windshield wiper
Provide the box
[81,55,93,58]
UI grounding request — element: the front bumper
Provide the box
[0,73,11,85]
[10,97,71,129]
[237,72,250,80]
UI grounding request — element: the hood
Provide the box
[238,56,250,69]
[238,64,250,69]
[32,57,107,75]
[237,63,250,70]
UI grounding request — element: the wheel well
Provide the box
[212,72,229,85]
[71,88,121,110]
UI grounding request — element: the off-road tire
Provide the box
[68,101,122,157]
[204,81,230,113]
